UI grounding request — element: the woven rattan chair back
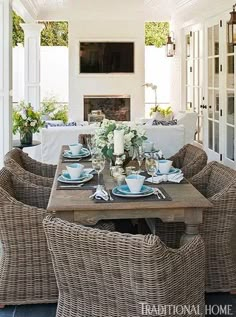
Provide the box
[4,148,24,167]
[43,215,205,317]
[206,161,236,198]
[182,144,207,167]
[0,168,58,305]
[169,144,207,179]
[78,133,94,147]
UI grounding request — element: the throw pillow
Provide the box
[152,119,177,126]
[46,121,77,128]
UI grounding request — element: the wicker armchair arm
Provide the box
[189,162,214,196]
[180,152,207,179]
[23,154,56,178]
[5,159,53,187]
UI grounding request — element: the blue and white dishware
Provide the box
[158,159,173,174]
[69,143,83,156]
[125,174,145,193]
[66,163,84,179]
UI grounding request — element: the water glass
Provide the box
[92,154,105,187]
[86,135,95,157]
[145,157,157,183]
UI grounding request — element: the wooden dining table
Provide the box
[47,146,212,243]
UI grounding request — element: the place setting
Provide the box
[62,143,91,163]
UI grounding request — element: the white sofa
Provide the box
[34,112,197,164]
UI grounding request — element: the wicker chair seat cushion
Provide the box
[43,216,205,317]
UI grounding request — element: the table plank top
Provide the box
[47,146,212,213]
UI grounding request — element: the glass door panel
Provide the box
[227,93,234,125]
[227,126,235,161]
[205,22,221,161]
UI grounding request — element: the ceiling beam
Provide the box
[12,0,38,22]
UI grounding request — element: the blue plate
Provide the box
[156,167,180,176]
[117,184,153,195]
[61,172,90,181]
[58,173,93,184]
[112,186,154,198]
[63,148,90,158]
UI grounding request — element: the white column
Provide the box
[0,0,12,168]
[21,23,44,110]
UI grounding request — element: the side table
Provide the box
[12,140,41,150]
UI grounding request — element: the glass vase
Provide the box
[20,130,33,145]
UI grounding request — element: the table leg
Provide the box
[180,208,203,245]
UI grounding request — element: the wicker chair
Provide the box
[4,148,56,187]
[168,144,207,179]
[43,215,205,317]
[154,161,236,292]
[0,167,58,305]
[78,133,94,147]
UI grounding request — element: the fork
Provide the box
[107,190,114,201]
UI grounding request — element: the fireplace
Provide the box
[84,95,130,121]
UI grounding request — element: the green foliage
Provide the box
[145,22,169,48]
[41,97,68,123]
[40,21,68,46]
[13,101,44,134]
[12,11,68,47]
[12,11,24,47]
[150,105,173,117]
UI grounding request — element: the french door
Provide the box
[184,25,204,144]
[204,14,236,168]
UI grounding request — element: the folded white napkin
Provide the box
[84,168,95,174]
[146,172,184,184]
[89,185,109,201]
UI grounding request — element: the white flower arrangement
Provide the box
[94,119,147,159]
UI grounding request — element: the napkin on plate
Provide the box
[146,171,184,184]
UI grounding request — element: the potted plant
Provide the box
[150,105,173,121]
[41,97,68,123]
[13,101,44,145]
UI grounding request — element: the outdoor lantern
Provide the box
[166,35,175,57]
[228,3,236,46]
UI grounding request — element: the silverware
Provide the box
[59,184,84,188]
[107,190,114,201]
[63,159,82,162]
[153,189,161,199]
[155,188,166,199]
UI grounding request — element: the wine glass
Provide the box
[86,135,95,159]
[145,157,158,183]
[92,153,105,188]
[136,146,145,173]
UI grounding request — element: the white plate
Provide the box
[112,186,154,198]
[58,173,93,184]
[156,167,180,176]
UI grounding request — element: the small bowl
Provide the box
[69,143,83,155]
[66,163,84,179]
[125,174,145,193]
[158,160,173,174]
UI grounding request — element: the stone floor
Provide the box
[0,294,235,317]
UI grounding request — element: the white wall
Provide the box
[68,0,145,122]
[13,46,69,103]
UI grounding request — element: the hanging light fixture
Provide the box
[166,33,175,57]
[228,3,236,45]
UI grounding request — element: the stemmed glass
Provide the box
[92,153,105,188]
[86,135,95,160]
[136,145,145,173]
[145,157,158,183]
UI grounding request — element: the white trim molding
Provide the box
[21,23,44,110]
[0,0,12,168]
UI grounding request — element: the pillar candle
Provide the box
[113,130,124,155]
